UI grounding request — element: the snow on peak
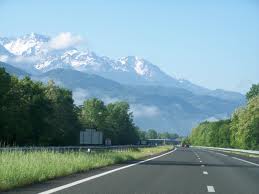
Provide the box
[134,58,150,76]
[3,33,49,56]
[0,33,169,81]
[116,56,154,76]
[63,49,79,56]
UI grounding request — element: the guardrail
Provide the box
[0,145,155,153]
[194,146,259,155]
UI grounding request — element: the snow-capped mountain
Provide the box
[0,33,177,83]
[1,33,49,56]
[0,33,245,102]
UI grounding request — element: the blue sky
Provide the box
[0,0,258,93]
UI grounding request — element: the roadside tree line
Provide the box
[0,68,80,146]
[0,68,178,146]
[189,84,259,150]
[139,129,179,140]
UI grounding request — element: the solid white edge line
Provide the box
[231,156,259,167]
[38,148,177,194]
[212,151,227,157]
[216,152,227,156]
[207,186,215,192]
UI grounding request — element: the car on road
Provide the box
[181,143,190,148]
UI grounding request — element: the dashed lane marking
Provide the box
[207,186,215,192]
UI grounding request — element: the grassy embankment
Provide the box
[0,145,172,191]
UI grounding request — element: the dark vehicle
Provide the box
[181,143,190,148]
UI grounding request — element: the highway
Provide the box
[4,147,259,194]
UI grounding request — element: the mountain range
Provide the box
[0,33,246,135]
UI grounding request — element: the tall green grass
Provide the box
[0,145,172,191]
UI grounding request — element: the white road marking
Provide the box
[201,165,205,167]
[200,160,203,162]
[203,171,208,175]
[38,148,177,194]
[194,152,199,157]
[231,157,259,167]
[207,186,215,192]
[218,153,227,156]
[215,152,227,157]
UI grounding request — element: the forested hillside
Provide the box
[189,84,259,150]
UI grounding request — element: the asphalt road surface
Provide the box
[4,147,259,194]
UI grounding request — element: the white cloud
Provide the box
[204,117,219,122]
[13,55,39,63]
[48,32,83,50]
[2,55,40,74]
[130,104,160,118]
[101,96,120,104]
[203,113,229,122]
[0,55,9,62]
[72,88,90,105]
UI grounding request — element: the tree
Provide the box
[0,68,12,145]
[230,96,259,149]
[0,68,11,101]
[146,129,158,139]
[138,130,147,140]
[182,137,190,145]
[217,120,231,147]
[246,84,259,100]
[189,120,230,147]
[105,101,139,144]
[0,76,50,145]
[189,91,259,150]
[45,80,80,145]
[25,79,51,145]
[79,98,107,130]
[158,132,179,139]
[229,108,245,148]
[0,73,81,146]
